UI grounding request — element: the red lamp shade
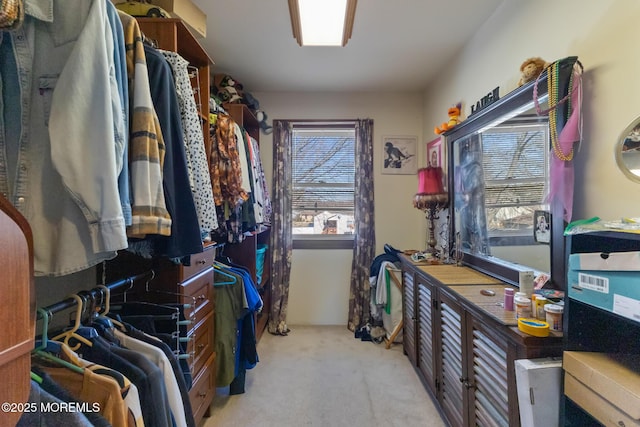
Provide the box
[418,166,444,194]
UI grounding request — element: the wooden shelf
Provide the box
[136,18,213,157]
[223,103,260,141]
[222,102,270,341]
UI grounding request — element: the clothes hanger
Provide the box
[50,294,94,350]
[33,348,84,375]
[33,306,84,375]
[34,308,50,352]
[30,371,43,384]
[213,263,237,286]
[110,276,135,303]
[93,284,127,332]
[139,270,196,309]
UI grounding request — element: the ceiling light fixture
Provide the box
[288,0,357,47]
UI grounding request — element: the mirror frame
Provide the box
[445,57,578,290]
[615,116,640,184]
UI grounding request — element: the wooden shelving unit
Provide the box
[136,18,214,156]
[222,103,271,341]
[108,17,217,425]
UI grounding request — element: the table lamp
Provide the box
[413,166,449,258]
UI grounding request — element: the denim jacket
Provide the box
[0,0,128,276]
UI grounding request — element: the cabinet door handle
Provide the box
[465,381,476,389]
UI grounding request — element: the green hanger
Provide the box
[34,349,84,375]
[213,264,237,286]
[30,371,43,384]
[34,308,50,352]
[34,303,84,375]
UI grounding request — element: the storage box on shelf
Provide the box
[150,0,207,38]
[564,351,640,427]
[563,231,640,426]
[400,256,563,427]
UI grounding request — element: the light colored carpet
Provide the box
[203,325,446,427]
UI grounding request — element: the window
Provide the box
[291,121,355,249]
[480,120,549,244]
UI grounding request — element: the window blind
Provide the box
[292,127,355,214]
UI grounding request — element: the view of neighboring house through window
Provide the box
[291,122,355,248]
[481,119,549,244]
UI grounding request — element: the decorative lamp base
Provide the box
[413,193,449,258]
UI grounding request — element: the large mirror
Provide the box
[615,116,640,183]
[446,57,577,290]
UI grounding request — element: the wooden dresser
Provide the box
[400,255,563,427]
[105,244,217,425]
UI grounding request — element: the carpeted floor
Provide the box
[203,325,446,427]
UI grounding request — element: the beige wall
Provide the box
[424,0,640,221]
[38,1,640,326]
[259,1,640,325]
[253,92,425,325]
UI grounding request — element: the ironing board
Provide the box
[384,265,403,349]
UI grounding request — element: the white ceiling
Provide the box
[190,0,504,93]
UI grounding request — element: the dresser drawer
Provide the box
[189,352,216,424]
[182,245,216,280]
[188,309,214,377]
[181,267,213,329]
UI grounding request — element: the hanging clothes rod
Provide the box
[37,271,154,318]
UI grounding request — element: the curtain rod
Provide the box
[37,271,154,318]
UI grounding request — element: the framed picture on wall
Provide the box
[427,137,444,170]
[382,135,417,175]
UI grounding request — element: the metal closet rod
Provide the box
[37,271,154,318]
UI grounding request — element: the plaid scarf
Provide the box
[0,0,23,29]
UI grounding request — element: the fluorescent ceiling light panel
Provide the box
[289,0,357,46]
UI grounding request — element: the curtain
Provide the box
[347,119,375,332]
[268,120,293,335]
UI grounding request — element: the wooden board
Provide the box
[448,284,518,325]
[418,264,503,285]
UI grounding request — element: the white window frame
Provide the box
[290,121,356,250]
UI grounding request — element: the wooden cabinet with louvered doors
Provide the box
[438,289,467,427]
[416,276,437,396]
[467,316,511,427]
[399,255,564,427]
[402,268,417,365]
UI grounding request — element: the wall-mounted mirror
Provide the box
[446,57,578,290]
[615,117,640,183]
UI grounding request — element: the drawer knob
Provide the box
[196,259,207,265]
[196,294,207,302]
[197,343,205,351]
[198,391,207,398]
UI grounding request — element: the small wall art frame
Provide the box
[426,136,444,170]
[382,135,417,175]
